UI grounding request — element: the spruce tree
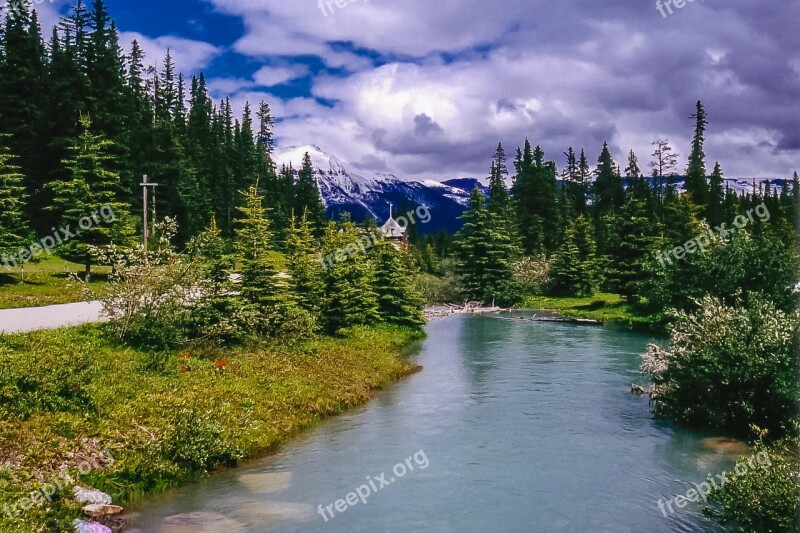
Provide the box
[707,162,725,227]
[319,221,379,334]
[370,239,425,328]
[454,188,519,306]
[235,185,296,335]
[286,211,324,319]
[294,152,326,234]
[685,100,709,207]
[0,136,32,274]
[592,142,624,217]
[47,114,135,279]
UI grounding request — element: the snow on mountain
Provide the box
[273,145,477,233]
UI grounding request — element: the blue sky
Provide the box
[35,0,800,181]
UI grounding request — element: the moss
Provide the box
[0,324,422,531]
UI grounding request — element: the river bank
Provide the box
[523,292,659,331]
[0,324,423,532]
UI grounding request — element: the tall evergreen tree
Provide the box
[235,185,295,334]
[707,161,725,227]
[370,240,425,328]
[47,114,135,278]
[294,152,326,234]
[0,135,32,272]
[592,142,624,217]
[685,100,709,207]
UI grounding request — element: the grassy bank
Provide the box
[0,324,422,531]
[0,257,110,310]
[523,293,656,330]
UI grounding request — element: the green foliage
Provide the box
[370,240,425,327]
[705,436,800,533]
[0,333,96,419]
[637,226,797,320]
[91,218,203,350]
[455,188,521,307]
[46,115,136,277]
[319,221,380,333]
[641,296,799,436]
[548,215,597,297]
[0,135,31,261]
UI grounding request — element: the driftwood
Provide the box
[424,302,510,318]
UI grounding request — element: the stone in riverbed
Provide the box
[73,486,113,505]
[73,519,112,533]
[161,511,244,532]
[237,471,292,493]
[702,437,749,456]
[82,504,124,517]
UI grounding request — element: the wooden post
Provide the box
[140,175,159,249]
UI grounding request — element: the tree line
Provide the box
[453,100,798,322]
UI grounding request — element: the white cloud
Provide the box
[253,64,310,87]
[119,32,222,75]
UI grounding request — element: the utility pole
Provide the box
[140,175,159,249]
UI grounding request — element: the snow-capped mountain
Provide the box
[273,145,483,234]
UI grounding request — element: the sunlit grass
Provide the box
[0,255,110,310]
[523,292,653,328]
[0,324,422,531]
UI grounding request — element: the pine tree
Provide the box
[235,184,296,335]
[0,136,32,274]
[370,239,425,328]
[707,161,725,227]
[286,211,324,319]
[0,1,47,228]
[294,152,326,234]
[47,114,135,279]
[455,188,519,306]
[685,100,709,207]
[319,220,379,333]
[592,142,624,217]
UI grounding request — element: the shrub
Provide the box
[642,295,799,436]
[705,435,800,533]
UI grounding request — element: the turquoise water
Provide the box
[127,313,739,532]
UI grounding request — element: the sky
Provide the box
[35,0,800,181]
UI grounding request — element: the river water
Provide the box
[127,313,739,532]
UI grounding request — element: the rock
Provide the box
[83,504,124,517]
[237,471,292,494]
[73,519,112,533]
[703,437,750,456]
[161,512,244,532]
[73,486,112,505]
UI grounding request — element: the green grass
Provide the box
[0,256,110,310]
[523,292,655,329]
[0,324,422,531]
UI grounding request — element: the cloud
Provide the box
[119,32,222,74]
[253,65,310,87]
[186,0,800,178]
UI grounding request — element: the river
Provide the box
[126,312,739,532]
